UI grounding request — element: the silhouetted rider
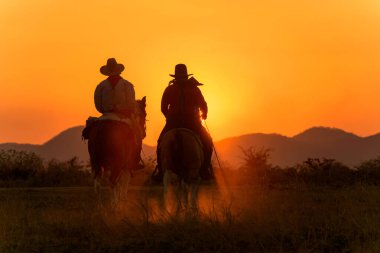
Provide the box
[84,58,143,170]
[95,58,136,118]
[152,63,214,183]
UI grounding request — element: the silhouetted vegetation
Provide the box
[355,156,380,186]
[233,146,380,187]
[0,150,92,187]
[0,149,43,181]
[2,147,380,187]
[239,146,272,180]
[1,148,380,252]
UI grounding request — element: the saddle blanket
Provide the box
[98,112,133,126]
[83,113,141,140]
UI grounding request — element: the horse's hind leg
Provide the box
[93,167,104,207]
[190,178,201,212]
[182,181,190,210]
[163,170,171,213]
[175,180,186,215]
[109,169,130,209]
[120,170,132,201]
[112,170,131,207]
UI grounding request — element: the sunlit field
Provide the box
[1,184,380,253]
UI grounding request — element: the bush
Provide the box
[39,157,92,187]
[238,146,272,184]
[0,150,92,187]
[294,158,354,186]
[355,157,380,185]
[0,149,43,181]
[236,147,358,187]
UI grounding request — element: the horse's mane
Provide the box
[135,97,147,138]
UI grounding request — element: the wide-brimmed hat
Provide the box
[100,58,125,76]
[170,64,193,79]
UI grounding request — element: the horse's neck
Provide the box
[134,110,146,139]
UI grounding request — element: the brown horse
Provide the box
[160,128,204,213]
[88,97,146,205]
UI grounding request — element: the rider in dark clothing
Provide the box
[152,64,214,183]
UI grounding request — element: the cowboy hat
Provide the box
[100,58,125,76]
[169,64,193,79]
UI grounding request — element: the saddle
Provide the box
[83,118,129,138]
[82,114,140,141]
[159,128,203,150]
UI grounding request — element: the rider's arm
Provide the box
[196,87,208,119]
[124,81,136,112]
[161,88,170,118]
[94,83,104,114]
[115,81,136,116]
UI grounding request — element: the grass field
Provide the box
[1,184,380,253]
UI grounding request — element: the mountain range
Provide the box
[1,126,380,168]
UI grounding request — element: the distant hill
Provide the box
[214,127,380,168]
[0,126,156,163]
[1,126,380,168]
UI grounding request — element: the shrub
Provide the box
[40,157,92,187]
[0,149,43,181]
[238,146,272,184]
[355,157,380,185]
[0,150,92,187]
[294,158,354,186]
[235,148,357,187]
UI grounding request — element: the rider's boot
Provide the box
[200,144,214,182]
[152,148,163,184]
[132,141,144,171]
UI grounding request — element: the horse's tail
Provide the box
[88,121,103,178]
[174,130,185,179]
[88,120,131,185]
[161,128,203,184]
[174,129,201,184]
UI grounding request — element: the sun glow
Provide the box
[1,0,380,144]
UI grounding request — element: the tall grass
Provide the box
[1,185,380,252]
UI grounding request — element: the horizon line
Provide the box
[1,125,380,146]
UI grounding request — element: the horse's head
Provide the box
[135,96,147,138]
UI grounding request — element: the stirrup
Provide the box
[152,165,159,175]
[151,165,163,183]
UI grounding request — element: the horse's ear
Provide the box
[142,96,146,103]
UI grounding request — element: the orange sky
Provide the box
[1,0,380,145]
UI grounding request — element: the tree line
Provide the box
[221,146,380,187]
[1,148,380,187]
[0,149,92,187]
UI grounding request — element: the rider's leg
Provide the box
[136,138,144,170]
[152,123,171,183]
[154,145,163,178]
[199,126,214,180]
